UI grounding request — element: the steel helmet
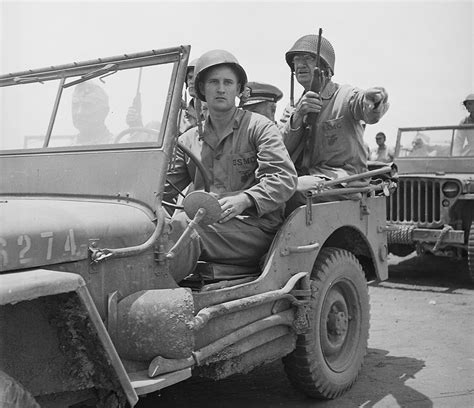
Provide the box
[463,93,474,106]
[194,49,248,102]
[285,34,335,75]
[185,59,198,87]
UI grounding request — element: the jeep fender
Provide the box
[0,269,138,407]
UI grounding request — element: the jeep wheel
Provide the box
[468,222,474,283]
[283,247,369,399]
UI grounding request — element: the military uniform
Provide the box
[165,107,297,280]
[280,81,388,178]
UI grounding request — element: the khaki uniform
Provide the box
[280,81,388,212]
[165,108,297,280]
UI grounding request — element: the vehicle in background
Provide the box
[387,125,474,282]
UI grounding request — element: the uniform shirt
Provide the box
[279,81,388,179]
[453,115,474,156]
[165,108,297,233]
[179,98,206,135]
[369,145,395,163]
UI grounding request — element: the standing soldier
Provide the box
[279,32,390,213]
[453,93,474,156]
[239,81,283,123]
[165,49,297,282]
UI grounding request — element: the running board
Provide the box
[129,368,192,395]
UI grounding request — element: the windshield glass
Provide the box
[396,126,474,158]
[1,62,173,150]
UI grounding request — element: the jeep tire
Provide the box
[283,247,369,399]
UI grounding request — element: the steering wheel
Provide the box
[114,127,159,143]
[163,141,211,211]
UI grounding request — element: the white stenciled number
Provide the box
[40,231,54,260]
[0,237,8,266]
[18,234,32,264]
[64,229,77,256]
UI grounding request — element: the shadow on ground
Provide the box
[137,348,430,408]
[383,252,473,291]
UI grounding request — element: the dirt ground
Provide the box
[138,254,474,408]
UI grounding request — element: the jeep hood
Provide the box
[0,198,155,272]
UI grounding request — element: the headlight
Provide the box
[442,181,461,198]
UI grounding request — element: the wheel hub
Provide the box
[327,306,348,337]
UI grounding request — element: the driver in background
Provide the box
[453,93,474,156]
[164,49,297,282]
[71,81,113,145]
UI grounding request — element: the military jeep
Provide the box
[0,45,391,407]
[387,125,474,281]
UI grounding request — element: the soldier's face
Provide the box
[187,69,195,98]
[375,136,385,146]
[200,66,240,113]
[465,100,474,113]
[292,53,317,90]
[72,92,108,133]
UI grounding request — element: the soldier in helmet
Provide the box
[453,93,474,156]
[280,32,390,213]
[239,81,283,122]
[164,49,297,282]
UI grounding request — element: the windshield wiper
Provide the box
[63,63,118,88]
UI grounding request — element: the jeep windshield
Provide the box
[0,48,185,150]
[395,125,474,158]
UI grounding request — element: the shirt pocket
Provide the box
[228,151,258,191]
[321,116,345,152]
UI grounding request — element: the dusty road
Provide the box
[139,254,474,408]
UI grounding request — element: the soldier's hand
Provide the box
[218,193,253,223]
[126,106,143,127]
[296,175,325,192]
[364,87,389,110]
[292,91,323,128]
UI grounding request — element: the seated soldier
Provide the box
[279,33,389,214]
[164,50,297,282]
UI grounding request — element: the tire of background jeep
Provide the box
[282,247,370,399]
[468,221,474,283]
[0,371,40,408]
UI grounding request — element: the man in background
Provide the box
[239,82,283,122]
[369,131,394,162]
[453,93,474,156]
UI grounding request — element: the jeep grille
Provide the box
[387,178,442,227]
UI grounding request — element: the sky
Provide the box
[1,0,473,148]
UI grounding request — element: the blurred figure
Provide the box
[239,82,283,122]
[409,132,435,156]
[453,93,474,156]
[369,131,394,162]
[71,82,112,145]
